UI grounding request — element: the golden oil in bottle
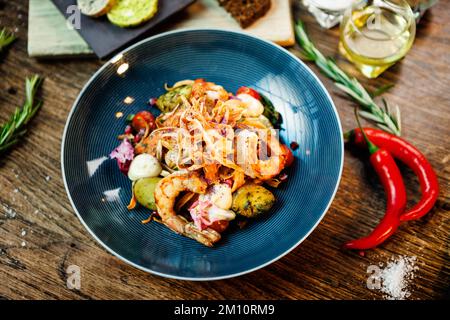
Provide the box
[339,0,416,78]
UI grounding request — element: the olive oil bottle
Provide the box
[339,0,416,78]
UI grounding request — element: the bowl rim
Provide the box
[61,28,344,281]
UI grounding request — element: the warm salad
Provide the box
[110,79,294,247]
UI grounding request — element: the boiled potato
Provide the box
[133,177,162,210]
[231,184,275,218]
[156,85,192,113]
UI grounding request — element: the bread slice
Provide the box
[218,0,271,28]
[107,0,159,28]
[77,0,116,17]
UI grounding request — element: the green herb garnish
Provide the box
[0,75,43,153]
[370,83,395,98]
[126,114,135,122]
[295,20,401,136]
[0,28,16,52]
[260,93,282,128]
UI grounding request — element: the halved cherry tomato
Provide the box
[209,220,229,233]
[281,144,294,167]
[236,86,260,100]
[131,111,155,132]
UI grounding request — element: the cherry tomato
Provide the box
[236,86,260,100]
[281,144,294,167]
[209,220,229,233]
[194,78,206,83]
[131,111,155,132]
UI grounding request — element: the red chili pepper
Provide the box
[345,112,407,250]
[349,128,439,221]
[344,148,407,250]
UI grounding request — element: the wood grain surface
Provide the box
[0,0,449,300]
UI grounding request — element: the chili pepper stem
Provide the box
[354,107,378,154]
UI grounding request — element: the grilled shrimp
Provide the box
[154,170,222,247]
[252,135,288,180]
[191,79,229,102]
[236,129,288,180]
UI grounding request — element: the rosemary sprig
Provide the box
[0,28,16,52]
[294,20,402,136]
[0,75,43,153]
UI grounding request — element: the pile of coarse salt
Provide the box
[378,255,419,300]
[3,204,17,218]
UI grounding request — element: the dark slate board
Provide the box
[51,0,195,59]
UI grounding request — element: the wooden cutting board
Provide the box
[28,0,294,58]
[172,0,295,47]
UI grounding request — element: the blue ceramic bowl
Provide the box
[62,29,343,280]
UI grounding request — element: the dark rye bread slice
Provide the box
[218,0,271,28]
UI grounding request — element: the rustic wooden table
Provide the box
[0,0,448,300]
